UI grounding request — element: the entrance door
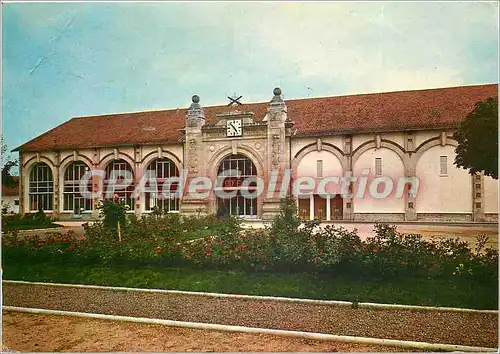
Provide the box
[314,195,327,220]
[330,195,343,220]
[298,197,310,220]
[216,154,258,217]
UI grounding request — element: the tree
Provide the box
[1,138,19,188]
[453,96,498,179]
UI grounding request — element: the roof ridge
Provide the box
[71,83,499,120]
[284,83,499,103]
[14,83,498,152]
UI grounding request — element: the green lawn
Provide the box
[3,260,497,310]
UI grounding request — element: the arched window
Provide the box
[216,154,257,217]
[29,162,53,211]
[63,161,92,213]
[104,159,135,210]
[145,158,180,212]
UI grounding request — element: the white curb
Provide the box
[3,306,497,352]
[3,280,497,314]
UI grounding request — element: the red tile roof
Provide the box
[2,176,19,197]
[15,84,498,152]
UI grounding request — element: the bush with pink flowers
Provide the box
[3,196,497,283]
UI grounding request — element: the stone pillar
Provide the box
[342,173,354,221]
[404,162,417,221]
[180,95,209,216]
[326,195,331,221]
[134,146,142,216]
[262,87,292,220]
[472,172,485,221]
[53,152,60,217]
[342,136,354,221]
[18,152,25,215]
[91,148,101,218]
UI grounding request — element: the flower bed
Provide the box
[3,197,498,280]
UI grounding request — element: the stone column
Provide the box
[342,174,354,221]
[262,87,292,220]
[53,152,60,217]
[342,136,354,221]
[403,136,418,221]
[180,95,209,216]
[134,146,142,216]
[19,152,25,215]
[91,148,101,218]
[326,195,331,221]
[472,172,485,221]
[404,161,417,221]
[309,194,314,220]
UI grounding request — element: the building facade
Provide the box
[15,84,498,222]
[1,176,20,214]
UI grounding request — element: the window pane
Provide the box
[375,158,382,176]
[440,156,448,175]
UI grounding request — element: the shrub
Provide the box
[2,211,55,231]
[311,225,364,270]
[266,196,320,268]
[98,197,129,230]
[3,195,497,283]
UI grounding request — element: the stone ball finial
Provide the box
[192,95,200,103]
[273,87,282,96]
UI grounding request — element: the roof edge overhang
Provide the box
[15,125,460,153]
[293,124,460,138]
[14,139,184,153]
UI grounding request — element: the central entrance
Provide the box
[298,195,343,221]
[216,154,258,218]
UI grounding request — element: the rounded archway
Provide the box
[28,162,54,212]
[295,149,344,221]
[62,161,92,213]
[144,157,180,212]
[215,154,258,217]
[352,147,405,214]
[103,159,136,210]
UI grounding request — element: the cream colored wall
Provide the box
[163,144,183,164]
[291,137,316,158]
[352,134,372,152]
[381,132,405,149]
[414,130,441,150]
[296,150,343,195]
[352,147,405,213]
[484,176,499,214]
[19,129,496,220]
[320,136,344,150]
[415,145,472,213]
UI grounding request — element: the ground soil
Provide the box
[2,312,405,352]
[3,282,497,348]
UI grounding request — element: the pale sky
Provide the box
[2,2,499,151]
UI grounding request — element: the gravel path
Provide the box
[2,312,405,352]
[3,282,497,348]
